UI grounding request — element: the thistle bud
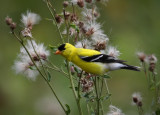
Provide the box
[137,101,142,107]
[55,14,63,24]
[70,66,75,75]
[63,1,69,7]
[93,11,99,18]
[132,92,142,106]
[133,97,138,103]
[77,0,84,8]
[137,52,146,62]
[149,63,155,72]
[10,22,16,30]
[5,16,12,25]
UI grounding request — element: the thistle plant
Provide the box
[5,0,160,115]
[136,52,160,115]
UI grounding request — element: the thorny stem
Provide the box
[12,32,67,114]
[46,0,64,43]
[104,79,112,105]
[66,61,83,115]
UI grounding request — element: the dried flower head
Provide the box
[75,39,93,49]
[136,52,146,62]
[107,46,120,58]
[77,0,85,8]
[106,105,125,115]
[132,92,142,107]
[148,54,157,64]
[13,57,39,81]
[94,41,107,51]
[80,75,93,93]
[84,21,109,43]
[70,13,78,22]
[21,11,41,30]
[21,28,32,38]
[63,1,69,7]
[55,14,63,25]
[82,8,99,21]
[20,40,50,61]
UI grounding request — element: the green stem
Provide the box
[77,71,83,103]
[142,62,149,88]
[66,61,83,115]
[63,8,70,43]
[87,103,90,115]
[94,77,99,115]
[100,101,104,115]
[104,79,112,105]
[44,64,69,77]
[152,72,158,105]
[100,78,104,115]
[13,32,66,114]
[46,0,64,43]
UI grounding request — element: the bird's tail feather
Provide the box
[121,64,140,71]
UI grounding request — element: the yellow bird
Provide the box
[55,43,140,75]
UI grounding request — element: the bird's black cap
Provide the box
[58,44,66,51]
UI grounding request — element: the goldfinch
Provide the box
[55,43,140,75]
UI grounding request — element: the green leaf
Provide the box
[102,75,111,79]
[47,70,52,82]
[57,13,63,16]
[150,84,155,90]
[65,104,71,115]
[48,44,56,50]
[70,23,80,33]
[45,18,53,21]
[29,66,36,70]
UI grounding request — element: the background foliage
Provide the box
[1,0,160,114]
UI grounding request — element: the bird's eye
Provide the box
[58,44,66,51]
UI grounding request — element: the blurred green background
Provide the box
[1,0,160,115]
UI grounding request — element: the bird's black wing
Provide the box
[79,54,126,63]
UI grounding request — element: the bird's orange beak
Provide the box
[54,50,62,55]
